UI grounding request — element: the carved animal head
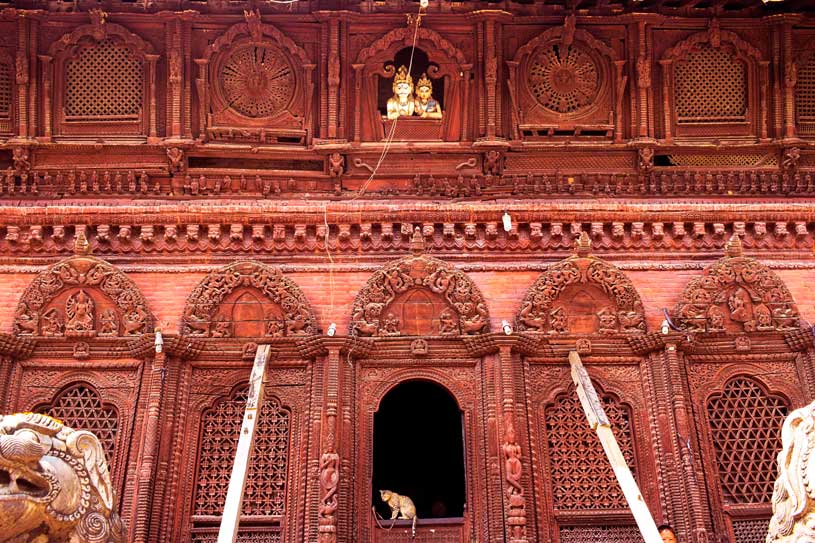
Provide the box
[766,400,815,543]
[0,412,124,543]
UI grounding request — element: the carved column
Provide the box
[167,18,183,139]
[145,54,159,140]
[484,19,498,139]
[352,64,363,143]
[194,59,209,140]
[496,341,527,543]
[659,59,673,143]
[327,17,340,139]
[781,21,797,140]
[318,339,344,543]
[181,14,194,139]
[38,55,53,140]
[15,15,29,139]
[614,60,627,144]
[636,20,651,140]
[664,341,712,543]
[131,333,166,543]
[759,60,770,142]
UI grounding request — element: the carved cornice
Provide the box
[125,333,206,359]
[356,26,467,66]
[48,18,155,58]
[295,335,375,359]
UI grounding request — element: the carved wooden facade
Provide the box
[0,1,815,543]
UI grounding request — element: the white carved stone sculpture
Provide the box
[767,400,815,543]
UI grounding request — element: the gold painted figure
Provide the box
[414,73,442,119]
[386,65,416,120]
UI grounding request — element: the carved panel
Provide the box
[674,236,799,333]
[674,44,746,123]
[13,255,154,337]
[0,49,11,134]
[731,518,770,543]
[219,44,295,119]
[706,376,788,504]
[544,384,637,511]
[350,247,489,336]
[516,237,646,335]
[181,260,316,337]
[558,525,642,542]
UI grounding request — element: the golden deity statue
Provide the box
[386,65,416,119]
[414,73,442,119]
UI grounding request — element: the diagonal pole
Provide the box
[568,351,663,543]
[217,344,272,543]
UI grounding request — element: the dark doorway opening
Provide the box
[372,380,465,520]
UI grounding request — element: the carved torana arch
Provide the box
[516,232,646,334]
[350,229,489,336]
[14,255,154,337]
[182,260,317,337]
[673,235,799,333]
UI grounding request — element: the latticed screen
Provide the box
[706,377,788,504]
[796,56,815,129]
[527,44,600,114]
[544,385,637,510]
[220,44,295,119]
[674,45,747,123]
[191,531,282,543]
[65,39,143,120]
[0,61,10,118]
[559,525,643,543]
[37,383,119,463]
[731,518,771,543]
[193,387,290,518]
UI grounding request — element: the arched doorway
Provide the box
[372,380,466,521]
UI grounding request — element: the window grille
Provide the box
[796,56,815,134]
[65,39,143,121]
[675,45,747,123]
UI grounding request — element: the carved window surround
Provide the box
[353,26,472,143]
[45,20,157,142]
[660,23,767,143]
[196,16,315,146]
[507,23,626,143]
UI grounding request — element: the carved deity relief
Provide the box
[674,235,799,333]
[414,73,442,119]
[516,233,646,335]
[386,65,416,119]
[13,256,153,337]
[350,232,489,336]
[182,261,316,337]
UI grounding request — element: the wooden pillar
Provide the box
[327,17,340,139]
[146,54,159,140]
[38,55,52,141]
[318,340,344,543]
[167,18,183,139]
[15,15,29,139]
[782,21,797,140]
[759,60,770,142]
[659,59,673,143]
[484,19,497,139]
[131,331,167,543]
[352,64,363,143]
[194,59,209,141]
[496,341,527,543]
[636,20,651,140]
[614,60,627,144]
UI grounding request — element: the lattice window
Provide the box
[674,45,747,123]
[544,385,637,510]
[732,518,771,543]
[193,387,290,518]
[0,61,10,118]
[706,377,788,504]
[796,56,815,127]
[36,383,119,463]
[559,525,643,543]
[65,39,143,120]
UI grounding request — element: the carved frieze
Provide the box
[181,260,317,337]
[13,255,153,337]
[516,232,646,335]
[674,235,799,333]
[350,229,489,336]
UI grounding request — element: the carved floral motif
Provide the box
[13,256,153,337]
[674,235,800,333]
[516,233,646,334]
[182,260,316,337]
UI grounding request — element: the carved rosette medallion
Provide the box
[674,235,799,333]
[182,260,316,337]
[13,256,153,337]
[350,250,489,337]
[528,44,601,114]
[220,44,295,119]
[516,236,646,335]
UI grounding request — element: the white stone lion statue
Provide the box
[0,412,125,543]
[767,400,815,543]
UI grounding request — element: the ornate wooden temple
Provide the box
[0,0,814,541]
